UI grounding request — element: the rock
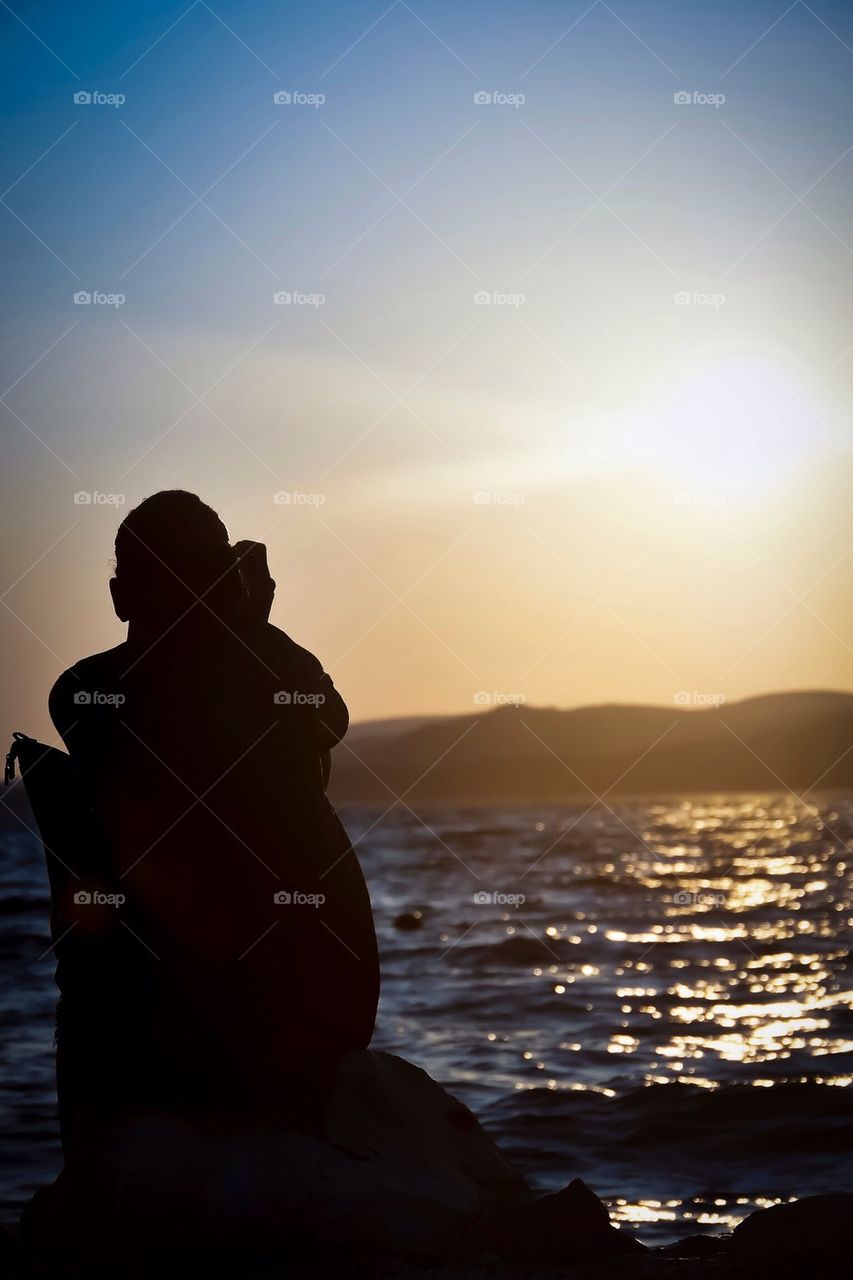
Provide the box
[21,1050,529,1265]
[732,1193,853,1261]
[660,1232,731,1256]
[488,1177,647,1264]
[393,910,424,930]
[20,1050,723,1269]
[325,1049,527,1216]
[0,1224,21,1260]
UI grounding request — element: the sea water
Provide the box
[1,792,850,1244]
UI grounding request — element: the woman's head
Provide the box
[111,491,245,633]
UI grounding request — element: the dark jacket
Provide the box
[48,617,378,1135]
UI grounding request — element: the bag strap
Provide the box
[5,731,36,786]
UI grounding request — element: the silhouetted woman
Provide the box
[23,491,644,1269]
[47,491,379,1156]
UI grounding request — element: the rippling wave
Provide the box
[1,793,851,1242]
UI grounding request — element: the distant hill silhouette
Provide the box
[330,692,853,804]
[347,715,444,744]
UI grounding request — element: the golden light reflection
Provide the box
[609,1194,798,1234]
[487,797,846,1127]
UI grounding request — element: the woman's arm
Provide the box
[49,666,83,752]
[48,647,127,766]
[312,669,349,750]
[264,625,349,751]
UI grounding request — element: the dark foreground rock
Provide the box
[484,1177,646,1264]
[7,1040,848,1280]
[0,1236,735,1280]
[732,1191,853,1265]
[16,1051,647,1267]
[4,1203,850,1279]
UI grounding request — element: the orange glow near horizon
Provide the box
[4,2,853,736]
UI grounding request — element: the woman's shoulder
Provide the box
[258,623,324,678]
[49,644,130,727]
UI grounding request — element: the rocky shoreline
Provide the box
[2,1052,848,1278]
[4,1190,849,1279]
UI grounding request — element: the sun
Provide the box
[626,359,820,495]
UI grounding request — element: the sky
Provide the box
[2,0,853,733]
